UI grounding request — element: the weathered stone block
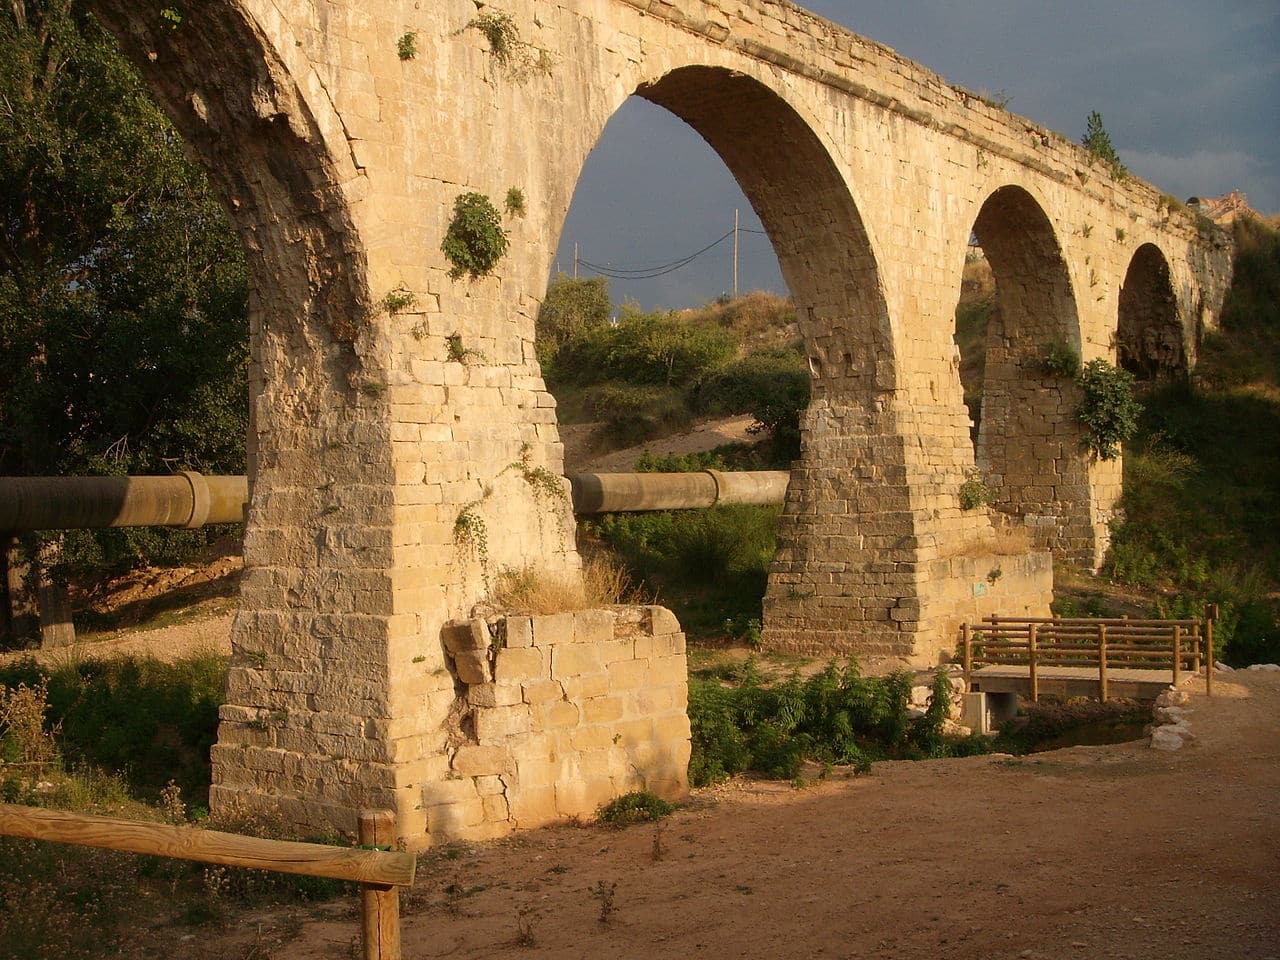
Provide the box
[474,704,532,742]
[452,744,513,777]
[551,643,604,679]
[494,647,546,683]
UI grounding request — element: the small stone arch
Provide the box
[1118,243,1183,379]
[960,185,1095,561]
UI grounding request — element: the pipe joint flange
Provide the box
[704,469,727,506]
[178,470,210,529]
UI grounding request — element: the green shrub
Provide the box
[573,307,734,387]
[597,790,674,827]
[686,662,983,786]
[590,505,779,637]
[586,382,689,447]
[694,348,809,458]
[536,275,612,374]
[1039,341,1082,379]
[1075,359,1141,460]
[1081,110,1127,179]
[0,652,226,806]
[441,192,508,279]
[958,474,992,510]
[635,444,764,474]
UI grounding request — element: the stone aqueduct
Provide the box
[85,0,1231,846]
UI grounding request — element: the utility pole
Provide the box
[732,208,739,299]
[573,242,579,280]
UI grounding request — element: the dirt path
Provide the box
[562,414,758,473]
[0,608,233,668]
[276,671,1279,960]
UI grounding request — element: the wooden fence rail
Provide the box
[961,610,1217,703]
[0,804,413,960]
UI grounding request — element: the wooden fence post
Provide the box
[1171,625,1181,687]
[1098,622,1108,702]
[962,623,972,688]
[1028,623,1039,702]
[360,810,402,960]
[1205,605,1218,697]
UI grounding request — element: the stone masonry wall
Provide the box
[429,606,690,843]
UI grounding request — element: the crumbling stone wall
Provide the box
[431,606,689,841]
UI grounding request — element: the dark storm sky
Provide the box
[553,0,1279,309]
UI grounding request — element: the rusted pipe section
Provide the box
[568,470,790,514]
[0,469,789,531]
[0,473,248,530]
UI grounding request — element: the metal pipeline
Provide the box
[0,469,790,530]
[0,473,248,530]
[568,470,790,514]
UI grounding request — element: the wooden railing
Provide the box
[961,612,1217,702]
[0,804,414,960]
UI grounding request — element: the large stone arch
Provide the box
[631,66,894,390]
[963,184,1096,563]
[85,1,417,834]
[1118,243,1183,379]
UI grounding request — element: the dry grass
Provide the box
[489,554,637,615]
[940,516,1032,560]
[684,291,797,352]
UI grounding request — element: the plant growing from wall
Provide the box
[1082,110,1127,180]
[504,187,526,217]
[1075,359,1141,460]
[1039,342,1081,378]
[958,474,992,511]
[446,333,487,364]
[453,502,491,580]
[465,12,554,80]
[396,32,417,60]
[441,192,509,279]
[381,287,417,314]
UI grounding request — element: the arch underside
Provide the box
[1118,244,1183,378]
[86,0,403,833]
[970,186,1095,560]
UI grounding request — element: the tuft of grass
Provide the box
[490,554,634,615]
[597,790,674,828]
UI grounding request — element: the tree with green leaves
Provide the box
[535,274,612,373]
[1,1,248,643]
[1082,110,1127,179]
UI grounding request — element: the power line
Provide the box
[576,229,735,279]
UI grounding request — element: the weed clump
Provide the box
[597,790,674,828]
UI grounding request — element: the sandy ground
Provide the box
[266,671,1279,960]
[0,610,234,668]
